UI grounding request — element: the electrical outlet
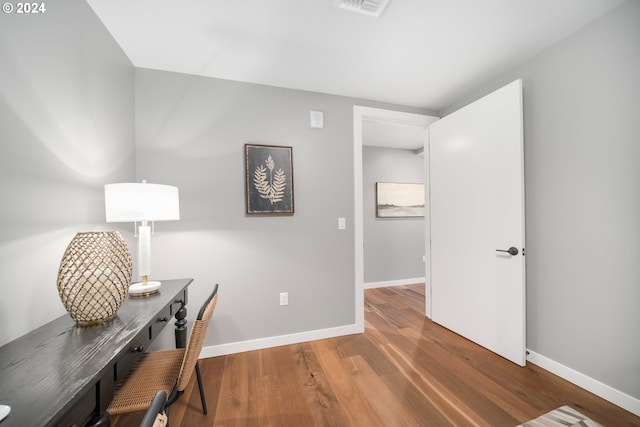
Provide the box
[279,292,288,306]
[422,254,426,262]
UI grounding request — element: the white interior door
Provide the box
[429,80,526,366]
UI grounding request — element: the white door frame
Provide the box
[353,106,438,331]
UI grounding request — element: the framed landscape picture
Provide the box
[376,182,425,218]
[244,144,294,215]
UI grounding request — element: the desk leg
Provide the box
[175,305,187,349]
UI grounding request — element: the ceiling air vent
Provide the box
[332,0,392,18]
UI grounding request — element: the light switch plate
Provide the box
[338,217,346,229]
[280,292,288,306]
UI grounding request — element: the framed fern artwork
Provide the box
[244,144,294,215]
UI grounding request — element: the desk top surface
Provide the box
[0,278,192,427]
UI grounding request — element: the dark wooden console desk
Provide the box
[0,278,192,427]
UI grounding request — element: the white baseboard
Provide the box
[200,324,360,359]
[364,277,425,289]
[527,350,640,416]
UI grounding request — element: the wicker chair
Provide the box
[139,391,167,427]
[107,284,219,421]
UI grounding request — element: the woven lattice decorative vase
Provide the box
[57,231,133,325]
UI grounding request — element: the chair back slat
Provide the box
[176,285,219,391]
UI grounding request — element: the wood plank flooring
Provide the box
[112,284,640,426]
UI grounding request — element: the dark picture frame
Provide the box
[376,182,425,218]
[244,144,294,215]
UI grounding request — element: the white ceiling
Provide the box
[362,119,427,151]
[86,0,626,149]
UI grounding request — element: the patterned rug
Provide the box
[517,405,603,426]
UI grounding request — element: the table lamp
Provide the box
[104,181,180,295]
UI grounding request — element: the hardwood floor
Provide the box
[112,284,640,426]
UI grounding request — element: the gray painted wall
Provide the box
[363,146,425,284]
[443,0,640,400]
[0,1,135,346]
[133,68,428,348]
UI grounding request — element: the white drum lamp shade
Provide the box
[105,183,180,223]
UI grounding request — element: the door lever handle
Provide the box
[496,247,519,256]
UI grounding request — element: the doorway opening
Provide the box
[353,106,439,332]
